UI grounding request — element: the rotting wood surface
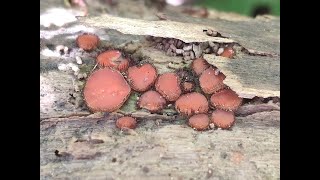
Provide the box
[205,54,280,98]
[79,13,280,56]
[78,14,234,44]
[162,11,280,56]
[79,14,280,98]
[40,111,279,180]
[40,1,280,179]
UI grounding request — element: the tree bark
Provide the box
[40,0,280,179]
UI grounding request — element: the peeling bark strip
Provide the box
[204,54,280,98]
[78,14,279,56]
[162,11,280,56]
[78,14,234,43]
[235,104,280,117]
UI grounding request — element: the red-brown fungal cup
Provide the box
[188,113,210,131]
[96,50,129,72]
[221,47,235,58]
[155,72,182,101]
[127,63,158,92]
[83,68,131,112]
[181,81,195,93]
[138,90,166,113]
[199,67,226,94]
[175,92,209,117]
[76,33,100,51]
[211,109,235,129]
[116,116,137,129]
[191,58,210,76]
[210,89,242,111]
[117,58,130,72]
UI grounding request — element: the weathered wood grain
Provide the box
[40,71,91,119]
[79,13,280,56]
[163,11,280,56]
[40,111,280,180]
[205,54,280,98]
[78,14,234,44]
[77,13,280,98]
[40,1,280,179]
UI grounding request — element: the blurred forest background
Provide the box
[197,0,279,17]
[64,0,280,18]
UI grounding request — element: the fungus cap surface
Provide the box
[155,72,182,101]
[76,33,100,51]
[175,92,209,117]
[116,116,137,129]
[191,58,210,76]
[221,47,235,58]
[211,109,235,129]
[96,50,128,72]
[127,63,158,92]
[210,89,242,111]
[199,67,226,94]
[138,90,167,112]
[188,113,210,131]
[83,68,131,112]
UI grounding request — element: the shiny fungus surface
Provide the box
[127,63,158,92]
[210,89,243,111]
[175,92,209,117]
[76,33,100,51]
[138,90,167,112]
[96,50,129,72]
[199,67,226,94]
[221,47,235,58]
[155,72,182,101]
[83,68,131,112]
[116,116,137,129]
[211,109,235,129]
[191,58,210,76]
[188,113,210,131]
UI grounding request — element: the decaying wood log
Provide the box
[41,111,279,180]
[79,13,280,56]
[163,11,280,56]
[40,1,280,178]
[204,54,280,98]
[79,13,280,98]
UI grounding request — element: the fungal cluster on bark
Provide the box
[79,33,243,131]
[146,36,236,60]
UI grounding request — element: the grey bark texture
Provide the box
[40,0,280,179]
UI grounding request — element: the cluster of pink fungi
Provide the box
[76,33,242,131]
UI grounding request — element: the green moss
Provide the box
[119,92,140,113]
[79,64,95,74]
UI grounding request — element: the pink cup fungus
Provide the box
[191,58,210,76]
[221,47,235,58]
[155,72,182,101]
[116,116,137,129]
[83,68,131,112]
[96,50,129,72]
[76,33,100,51]
[210,89,243,111]
[211,109,235,129]
[138,90,167,113]
[181,81,195,93]
[127,63,158,92]
[175,92,209,117]
[188,113,210,131]
[199,67,226,94]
